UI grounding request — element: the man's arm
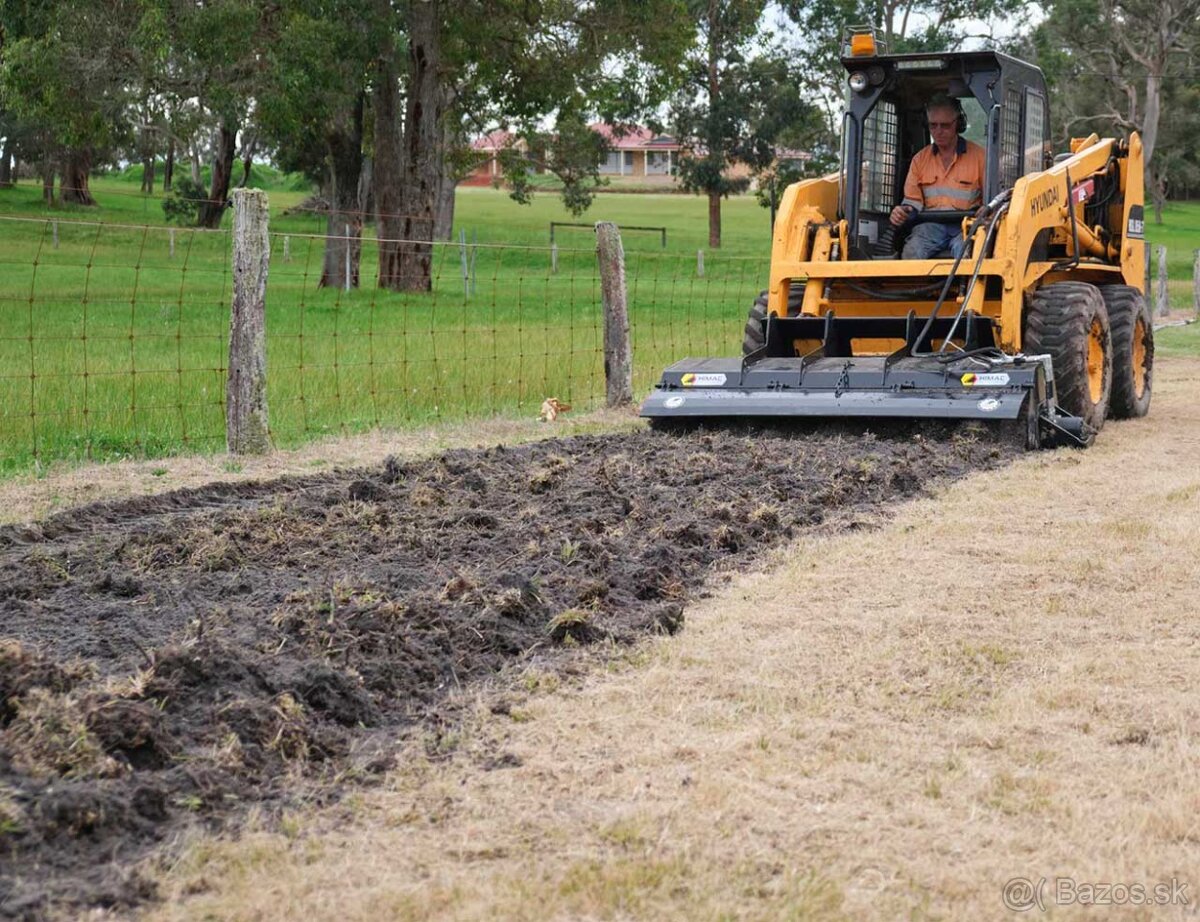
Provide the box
[890,151,926,226]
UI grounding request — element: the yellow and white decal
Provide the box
[960,372,1011,387]
[681,372,728,387]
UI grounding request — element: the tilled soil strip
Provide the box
[0,427,1013,918]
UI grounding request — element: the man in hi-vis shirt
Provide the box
[889,95,984,259]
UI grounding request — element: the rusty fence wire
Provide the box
[0,213,769,472]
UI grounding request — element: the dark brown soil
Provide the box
[0,425,1016,919]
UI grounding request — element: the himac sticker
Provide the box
[681,372,727,387]
[960,372,1010,387]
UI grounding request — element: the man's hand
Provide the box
[889,204,913,227]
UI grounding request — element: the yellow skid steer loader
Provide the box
[641,29,1153,448]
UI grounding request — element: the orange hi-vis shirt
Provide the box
[901,138,985,213]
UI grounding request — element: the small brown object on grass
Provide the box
[538,398,572,422]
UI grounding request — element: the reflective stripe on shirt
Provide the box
[902,139,985,212]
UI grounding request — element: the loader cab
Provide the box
[837,33,1051,258]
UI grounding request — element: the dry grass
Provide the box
[0,407,641,526]
[126,357,1200,920]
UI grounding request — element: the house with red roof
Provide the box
[464,124,681,186]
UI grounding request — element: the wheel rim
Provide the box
[1133,317,1148,399]
[1087,317,1105,403]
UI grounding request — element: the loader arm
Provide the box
[996,133,1145,351]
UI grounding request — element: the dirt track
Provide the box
[0,424,1014,919]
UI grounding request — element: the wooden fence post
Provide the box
[697,249,705,278]
[595,222,633,407]
[226,188,271,454]
[1193,249,1199,319]
[1156,244,1169,317]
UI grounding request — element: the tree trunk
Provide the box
[358,155,374,226]
[198,122,237,229]
[391,0,445,292]
[0,138,13,188]
[320,95,365,289]
[141,157,156,194]
[164,138,175,191]
[61,149,96,206]
[435,169,456,241]
[1151,166,1167,224]
[705,0,722,250]
[434,85,458,241]
[1141,74,1161,171]
[708,192,721,249]
[373,0,405,289]
[239,132,257,188]
[41,158,55,205]
[190,142,202,185]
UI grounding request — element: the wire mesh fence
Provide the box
[0,211,769,472]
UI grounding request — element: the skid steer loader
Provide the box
[641,29,1154,447]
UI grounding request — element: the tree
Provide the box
[779,0,1025,140]
[0,0,145,205]
[497,112,613,217]
[1021,0,1200,222]
[371,0,691,292]
[158,0,277,228]
[256,0,373,287]
[671,0,816,248]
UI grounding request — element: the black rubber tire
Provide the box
[1023,282,1112,432]
[743,288,804,357]
[1098,285,1153,419]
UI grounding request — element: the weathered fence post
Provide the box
[283,235,291,263]
[697,249,705,278]
[1156,244,1169,317]
[226,188,271,454]
[551,242,559,275]
[52,221,58,249]
[169,228,175,259]
[595,222,633,407]
[1193,249,1199,319]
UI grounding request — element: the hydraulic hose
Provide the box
[937,201,1010,356]
[910,189,1012,358]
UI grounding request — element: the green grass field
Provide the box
[0,173,774,472]
[0,171,1197,474]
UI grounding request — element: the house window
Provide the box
[646,151,672,174]
[1023,90,1046,176]
[601,151,622,173]
[624,151,634,170]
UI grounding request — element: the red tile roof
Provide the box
[471,125,679,152]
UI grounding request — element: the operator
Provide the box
[889,94,985,259]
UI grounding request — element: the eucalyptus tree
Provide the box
[0,0,146,204]
[371,0,691,292]
[1022,0,1200,221]
[256,0,374,286]
[670,0,816,248]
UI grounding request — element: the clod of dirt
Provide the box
[0,424,1016,917]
